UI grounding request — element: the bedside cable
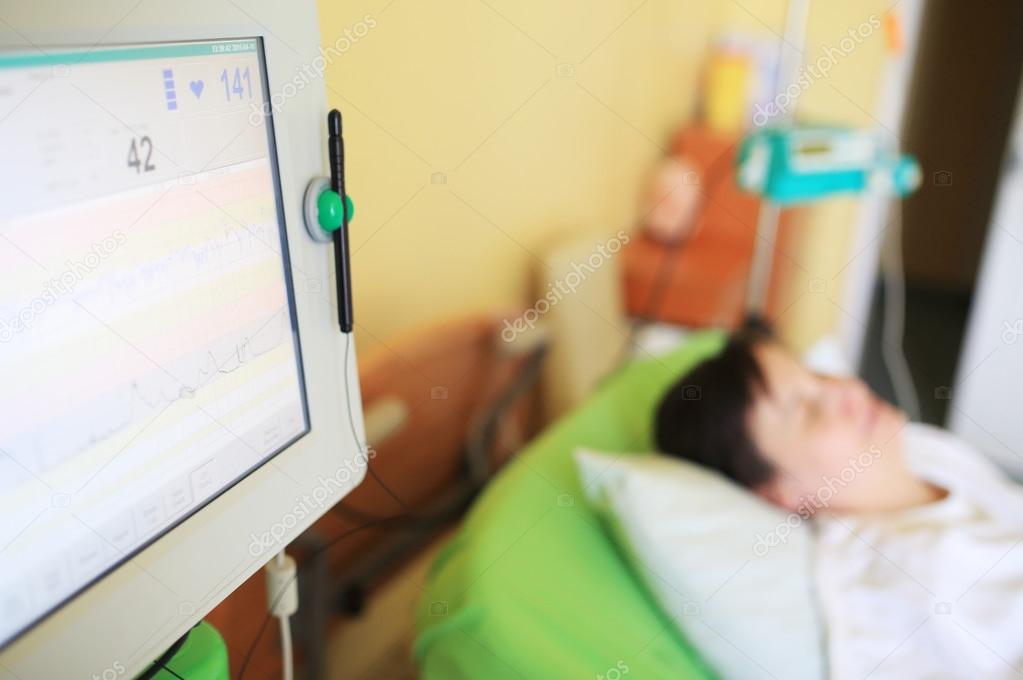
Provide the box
[265,550,298,680]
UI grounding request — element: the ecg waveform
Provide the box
[7,307,291,481]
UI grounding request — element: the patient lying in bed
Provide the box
[655,321,1023,680]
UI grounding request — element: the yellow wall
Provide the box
[318,0,896,353]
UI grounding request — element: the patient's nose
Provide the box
[825,377,865,418]
[840,378,869,416]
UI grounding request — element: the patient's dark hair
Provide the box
[654,318,775,488]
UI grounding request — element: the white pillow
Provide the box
[575,448,824,680]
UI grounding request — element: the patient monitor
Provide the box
[0,1,365,676]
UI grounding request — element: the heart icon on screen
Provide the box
[189,80,204,98]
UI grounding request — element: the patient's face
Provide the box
[746,342,908,513]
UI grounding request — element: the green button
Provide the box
[316,191,355,233]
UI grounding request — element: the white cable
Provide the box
[274,551,293,680]
[880,200,922,420]
[265,550,298,680]
[278,612,294,680]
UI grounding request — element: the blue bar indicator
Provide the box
[163,67,177,111]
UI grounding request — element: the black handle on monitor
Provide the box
[328,109,354,333]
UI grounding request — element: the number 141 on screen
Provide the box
[220,67,252,101]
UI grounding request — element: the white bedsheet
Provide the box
[815,423,1023,680]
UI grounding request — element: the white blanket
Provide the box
[815,423,1023,680]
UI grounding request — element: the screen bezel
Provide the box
[0,36,313,649]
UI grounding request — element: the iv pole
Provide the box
[745,0,810,317]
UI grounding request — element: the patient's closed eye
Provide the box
[805,396,823,419]
[798,393,823,422]
[792,384,828,424]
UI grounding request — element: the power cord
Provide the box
[239,331,416,679]
[135,624,192,679]
[157,664,185,680]
[242,331,445,679]
[264,550,297,680]
[332,330,546,527]
[238,515,409,679]
[339,331,410,513]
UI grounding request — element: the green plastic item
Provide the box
[316,189,355,233]
[135,621,229,679]
[415,330,727,680]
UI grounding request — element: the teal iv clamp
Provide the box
[735,125,921,205]
[303,176,355,243]
[734,124,921,317]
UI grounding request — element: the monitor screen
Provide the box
[0,38,309,646]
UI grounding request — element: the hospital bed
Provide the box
[414,330,726,679]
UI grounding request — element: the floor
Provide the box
[324,532,452,680]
